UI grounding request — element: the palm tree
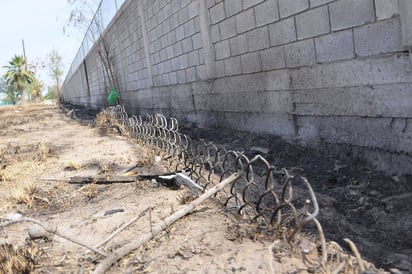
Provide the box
[3,55,35,104]
[26,78,43,102]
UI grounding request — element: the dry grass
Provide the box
[0,242,41,274]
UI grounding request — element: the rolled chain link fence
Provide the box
[95,105,382,273]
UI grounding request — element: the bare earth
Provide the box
[0,103,407,273]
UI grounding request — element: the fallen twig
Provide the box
[95,207,151,249]
[2,217,107,257]
[92,173,240,274]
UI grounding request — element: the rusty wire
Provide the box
[101,105,377,273]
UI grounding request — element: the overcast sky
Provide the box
[0,0,86,88]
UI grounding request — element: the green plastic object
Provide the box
[107,88,119,105]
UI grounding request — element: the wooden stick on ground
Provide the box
[92,173,240,274]
[2,217,107,257]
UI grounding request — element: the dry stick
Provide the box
[95,207,151,249]
[92,173,240,274]
[3,217,107,257]
[343,238,365,272]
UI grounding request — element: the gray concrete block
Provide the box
[220,17,237,40]
[285,39,316,68]
[290,54,412,89]
[188,50,200,66]
[175,25,185,41]
[261,45,286,70]
[224,56,242,76]
[182,37,194,53]
[225,0,243,17]
[375,0,398,20]
[177,69,187,83]
[354,17,402,57]
[399,0,412,49]
[210,2,225,24]
[329,0,375,31]
[215,60,226,77]
[309,0,334,7]
[210,24,221,43]
[241,51,262,73]
[293,84,412,118]
[188,1,199,19]
[173,42,183,56]
[315,29,354,63]
[278,0,309,18]
[269,17,297,46]
[265,69,290,90]
[179,54,189,68]
[296,6,330,40]
[184,19,196,37]
[186,67,197,81]
[196,64,207,79]
[235,8,255,33]
[247,26,270,51]
[215,39,231,59]
[229,33,248,56]
[178,7,190,24]
[255,0,280,27]
[243,0,265,10]
[192,33,202,49]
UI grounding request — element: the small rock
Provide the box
[4,213,23,222]
[250,146,270,155]
[369,190,380,196]
[154,156,161,162]
[28,224,48,239]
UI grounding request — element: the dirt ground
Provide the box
[0,103,409,273]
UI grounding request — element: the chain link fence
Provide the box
[65,0,125,83]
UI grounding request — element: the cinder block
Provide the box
[296,6,330,40]
[225,0,243,17]
[255,0,280,27]
[241,51,262,73]
[309,0,334,7]
[196,64,207,79]
[210,2,225,24]
[261,46,286,70]
[375,0,399,20]
[400,0,412,49]
[215,60,226,77]
[215,40,231,60]
[188,1,199,19]
[210,24,221,43]
[179,54,189,68]
[182,37,194,53]
[192,33,202,50]
[278,0,309,18]
[242,0,265,9]
[175,25,185,41]
[247,26,270,51]
[186,67,197,81]
[229,34,248,56]
[173,42,183,56]
[330,0,375,31]
[224,56,242,76]
[177,69,187,83]
[178,7,189,24]
[235,8,255,33]
[184,19,196,37]
[315,30,354,63]
[220,17,237,40]
[188,50,200,66]
[269,17,297,46]
[284,39,316,68]
[354,17,402,57]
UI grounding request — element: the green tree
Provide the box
[44,85,58,100]
[47,49,64,97]
[0,78,20,105]
[26,78,43,102]
[3,55,35,104]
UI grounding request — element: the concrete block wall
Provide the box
[62,0,412,174]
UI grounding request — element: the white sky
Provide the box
[0,0,85,88]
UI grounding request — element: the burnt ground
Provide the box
[67,103,412,272]
[182,126,412,273]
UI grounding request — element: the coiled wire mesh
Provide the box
[101,105,378,272]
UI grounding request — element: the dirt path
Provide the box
[0,103,403,273]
